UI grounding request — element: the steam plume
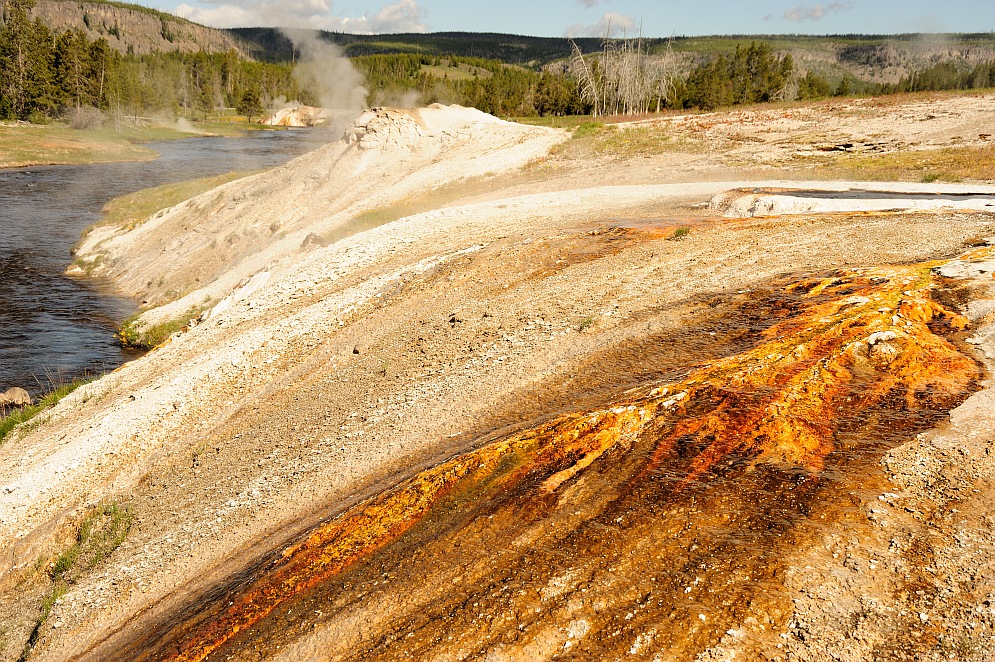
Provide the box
[282,28,369,132]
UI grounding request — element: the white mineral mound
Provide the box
[261,105,329,127]
[73,105,567,325]
[710,184,995,217]
[0,105,567,595]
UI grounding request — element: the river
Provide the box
[0,129,332,396]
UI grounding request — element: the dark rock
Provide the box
[301,233,328,250]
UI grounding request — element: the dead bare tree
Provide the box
[649,39,678,113]
[569,25,677,117]
[570,39,601,117]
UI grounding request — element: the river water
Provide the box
[0,129,332,396]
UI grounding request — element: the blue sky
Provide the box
[143,0,995,37]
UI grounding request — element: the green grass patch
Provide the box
[50,503,134,584]
[592,125,705,157]
[95,171,253,233]
[668,226,691,240]
[21,502,134,660]
[571,121,605,139]
[513,115,595,130]
[0,377,95,446]
[813,144,995,183]
[0,124,156,168]
[117,306,205,350]
[104,123,194,142]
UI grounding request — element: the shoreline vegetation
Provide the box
[0,376,94,446]
[0,118,273,169]
[0,123,157,168]
[70,170,254,347]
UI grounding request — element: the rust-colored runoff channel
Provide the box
[111,257,981,661]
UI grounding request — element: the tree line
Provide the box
[0,0,302,123]
[2,0,994,125]
[889,60,995,93]
[671,42,794,110]
[566,39,995,113]
[353,53,587,117]
[793,59,995,102]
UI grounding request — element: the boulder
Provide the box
[300,232,328,250]
[0,387,32,409]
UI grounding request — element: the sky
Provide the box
[140,0,995,37]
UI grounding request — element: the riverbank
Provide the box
[0,120,278,169]
[68,171,256,278]
[0,123,157,168]
[0,127,331,407]
[4,97,995,661]
[0,377,94,446]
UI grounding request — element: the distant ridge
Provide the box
[227,29,604,65]
[21,0,244,55]
[230,27,995,84]
[10,1,995,86]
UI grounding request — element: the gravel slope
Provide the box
[0,98,994,661]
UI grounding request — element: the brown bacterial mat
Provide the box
[100,257,983,662]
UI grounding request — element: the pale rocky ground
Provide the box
[0,97,994,661]
[617,93,995,166]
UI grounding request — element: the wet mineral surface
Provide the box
[105,253,984,662]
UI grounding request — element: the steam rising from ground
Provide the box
[272,29,428,130]
[369,89,425,109]
[281,28,369,133]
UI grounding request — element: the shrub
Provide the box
[668,226,691,240]
[118,306,206,350]
[572,121,604,139]
[22,502,134,658]
[68,106,105,130]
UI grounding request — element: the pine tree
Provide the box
[236,87,263,123]
[0,0,57,120]
[55,29,91,111]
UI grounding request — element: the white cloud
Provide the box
[783,2,852,22]
[564,12,638,38]
[175,0,427,33]
[578,0,605,7]
[175,3,257,27]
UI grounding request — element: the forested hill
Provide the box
[4,0,244,55]
[231,27,995,86]
[2,0,994,125]
[8,0,995,82]
[229,28,604,65]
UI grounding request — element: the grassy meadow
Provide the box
[0,117,273,169]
